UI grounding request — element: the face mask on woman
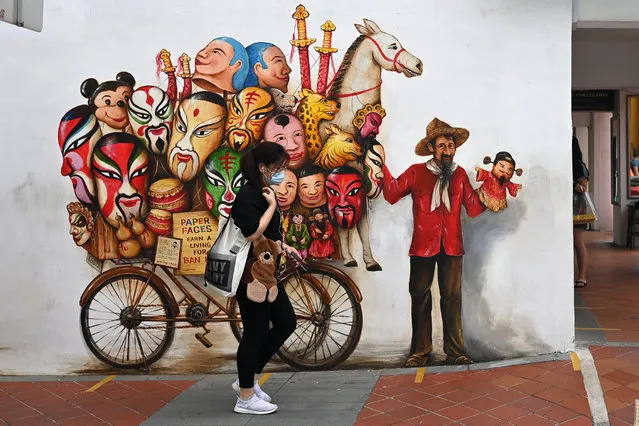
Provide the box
[261,165,286,186]
[266,169,285,185]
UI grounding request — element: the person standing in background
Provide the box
[573,136,590,289]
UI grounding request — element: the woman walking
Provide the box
[573,136,590,288]
[230,142,299,414]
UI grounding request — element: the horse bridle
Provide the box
[330,35,406,99]
[365,35,407,73]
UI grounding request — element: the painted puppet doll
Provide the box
[285,213,311,260]
[475,151,523,212]
[308,208,335,260]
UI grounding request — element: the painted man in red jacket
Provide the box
[383,118,486,367]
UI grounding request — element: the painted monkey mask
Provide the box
[225,87,274,152]
[92,132,151,228]
[128,85,174,155]
[81,71,136,133]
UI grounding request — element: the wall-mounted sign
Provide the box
[172,212,218,275]
[154,236,182,269]
[572,90,617,112]
[0,0,43,32]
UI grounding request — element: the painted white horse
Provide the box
[321,18,423,271]
[320,18,422,137]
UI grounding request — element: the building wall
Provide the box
[0,0,574,374]
[574,0,639,26]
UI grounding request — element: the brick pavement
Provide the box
[590,346,639,425]
[0,380,195,425]
[576,232,639,343]
[356,360,592,425]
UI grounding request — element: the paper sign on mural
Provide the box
[172,212,218,275]
[154,236,182,269]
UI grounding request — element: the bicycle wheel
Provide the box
[277,266,362,370]
[80,272,176,369]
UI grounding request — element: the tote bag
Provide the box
[204,215,250,298]
[573,190,598,225]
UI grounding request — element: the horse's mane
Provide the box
[327,35,366,99]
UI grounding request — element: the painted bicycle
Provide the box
[79,256,363,371]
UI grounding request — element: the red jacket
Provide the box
[382,163,485,257]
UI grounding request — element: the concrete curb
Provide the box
[0,351,573,381]
[575,347,610,426]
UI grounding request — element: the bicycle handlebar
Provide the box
[284,249,308,272]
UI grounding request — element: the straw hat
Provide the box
[414,117,470,156]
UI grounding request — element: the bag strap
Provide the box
[218,216,249,255]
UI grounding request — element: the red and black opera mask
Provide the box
[58,105,102,205]
[326,166,365,229]
[92,132,150,228]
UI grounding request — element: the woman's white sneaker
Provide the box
[232,379,272,402]
[234,394,278,415]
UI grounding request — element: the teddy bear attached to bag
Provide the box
[246,236,282,303]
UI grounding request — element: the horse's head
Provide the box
[355,19,423,78]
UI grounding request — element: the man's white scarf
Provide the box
[427,158,458,212]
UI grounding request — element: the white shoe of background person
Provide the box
[232,379,272,402]
[234,394,278,415]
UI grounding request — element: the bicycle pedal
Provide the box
[195,333,213,348]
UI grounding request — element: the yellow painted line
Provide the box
[570,352,581,371]
[85,375,116,392]
[575,327,622,331]
[415,367,426,383]
[258,373,271,386]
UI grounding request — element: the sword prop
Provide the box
[315,20,337,95]
[289,4,315,90]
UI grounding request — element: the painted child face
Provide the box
[68,211,92,246]
[92,133,151,228]
[326,171,365,229]
[298,173,327,208]
[364,142,386,199]
[128,86,174,155]
[58,105,102,205]
[225,87,274,152]
[292,214,304,225]
[203,147,242,219]
[263,114,308,169]
[271,169,297,210]
[255,46,292,92]
[168,93,226,182]
[493,160,515,182]
[360,112,383,138]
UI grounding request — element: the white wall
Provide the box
[574,0,639,26]
[0,0,574,374]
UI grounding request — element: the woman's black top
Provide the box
[573,161,589,195]
[231,182,282,259]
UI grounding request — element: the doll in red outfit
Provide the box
[475,151,523,212]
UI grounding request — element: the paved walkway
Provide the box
[1,232,638,425]
[1,348,637,425]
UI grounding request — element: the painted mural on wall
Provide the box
[58,4,522,371]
